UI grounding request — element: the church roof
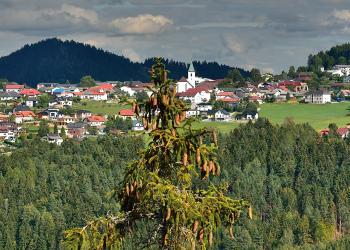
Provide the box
[188,62,195,72]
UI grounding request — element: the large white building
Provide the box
[176,63,214,93]
[325,65,350,77]
[305,90,331,104]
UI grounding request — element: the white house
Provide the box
[43,134,64,146]
[186,109,200,118]
[325,65,350,77]
[176,62,214,93]
[132,120,144,131]
[305,90,331,104]
[208,110,231,121]
[177,88,211,104]
[197,103,213,112]
[81,91,108,101]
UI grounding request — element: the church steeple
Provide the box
[188,62,195,72]
[188,62,196,87]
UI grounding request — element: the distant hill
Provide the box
[308,43,350,72]
[0,38,249,87]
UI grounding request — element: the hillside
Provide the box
[308,43,350,72]
[0,38,249,86]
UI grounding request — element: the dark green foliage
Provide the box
[215,118,350,249]
[308,43,350,71]
[0,38,249,86]
[79,75,96,87]
[38,120,49,137]
[105,117,133,133]
[0,136,143,249]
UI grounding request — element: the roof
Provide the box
[47,134,62,140]
[13,105,31,112]
[177,87,209,97]
[20,89,41,96]
[5,84,24,89]
[217,91,235,97]
[308,90,330,95]
[83,91,106,96]
[217,97,240,103]
[178,77,189,83]
[14,111,36,117]
[278,81,305,87]
[67,122,86,129]
[86,115,106,122]
[119,109,135,116]
[188,62,195,72]
[337,127,349,136]
[208,109,230,115]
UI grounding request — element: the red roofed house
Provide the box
[216,91,240,103]
[4,84,25,93]
[177,87,211,104]
[278,81,308,92]
[81,87,108,101]
[84,115,106,127]
[14,111,36,124]
[118,109,135,119]
[20,89,41,97]
[337,127,349,139]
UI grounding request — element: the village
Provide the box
[1,62,350,146]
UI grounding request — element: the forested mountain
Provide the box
[308,43,350,72]
[0,38,248,86]
[1,120,350,249]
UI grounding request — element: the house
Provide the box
[119,109,135,119]
[278,81,308,93]
[84,115,106,127]
[197,103,213,112]
[38,108,63,120]
[81,89,108,101]
[14,111,36,123]
[20,89,41,97]
[67,122,87,139]
[56,116,76,126]
[13,105,31,113]
[236,112,259,120]
[50,97,73,108]
[42,134,63,146]
[235,88,250,98]
[120,83,153,97]
[207,110,231,121]
[325,65,350,77]
[295,72,313,82]
[176,77,194,93]
[25,97,38,108]
[186,109,200,118]
[4,84,24,93]
[0,122,19,141]
[305,90,331,104]
[320,127,349,139]
[337,127,349,139]
[0,92,21,101]
[75,110,92,120]
[0,113,9,122]
[177,87,211,105]
[132,120,144,131]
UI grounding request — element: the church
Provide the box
[176,62,214,93]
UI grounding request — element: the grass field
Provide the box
[73,100,131,115]
[260,102,350,131]
[191,121,239,134]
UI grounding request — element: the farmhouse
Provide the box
[305,90,331,104]
[4,84,24,93]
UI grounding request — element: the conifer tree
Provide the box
[63,58,250,249]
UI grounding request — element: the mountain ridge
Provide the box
[0,38,249,86]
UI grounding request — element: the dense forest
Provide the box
[308,43,350,72]
[0,38,248,86]
[1,119,350,249]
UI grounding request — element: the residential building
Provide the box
[305,90,331,104]
[67,122,87,139]
[177,87,211,104]
[132,120,144,131]
[326,65,350,77]
[20,89,41,97]
[43,134,64,146]
[119,109,135,119]
[75,110,92,120]
[0,92,21,101]
[4,84,24,93]
[25,97,38,108]
[84,115,106,127]
[14,111,36,123]
[207,110,231,121]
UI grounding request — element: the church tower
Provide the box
[187,62,196,88]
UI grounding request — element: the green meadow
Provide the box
[260,102,350,131]
[73,100,131,116]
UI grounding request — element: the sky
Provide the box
[0,0,350,73]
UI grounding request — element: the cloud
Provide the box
[223,35,246,54]
[110,14,173,34]
[60,4,99,25]
[122,48,142,62]
[333,9,350,22]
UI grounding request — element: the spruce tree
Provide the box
[63,58,250,249]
